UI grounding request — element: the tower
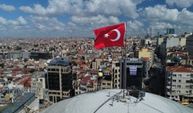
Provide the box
[45,57,73,103]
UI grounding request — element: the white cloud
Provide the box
[0,16,27,26]
[31,16,65,31]
[0,4,15,12]
[148,22,174,35]
[20,4,48,16]
[86,0,140,18]
[142,5,193,35]
[18,0,146,37]
[127,20,143,30]
[0,17,7,24]
[150,22,173,30]
[177,8,193,25]
[126,20,145,35]
[71,15,119,25]
[19,0,142,18]
[166,0,193,8]
[144,5,193,25]
[144,5,179,22]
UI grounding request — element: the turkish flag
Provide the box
[93,23,126,49]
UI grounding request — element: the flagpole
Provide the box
[121,22,127,89]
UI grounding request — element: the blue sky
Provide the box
[0,0,193,38]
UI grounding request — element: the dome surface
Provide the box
[41,89,193,113]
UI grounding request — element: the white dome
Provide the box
[41,89,193,113]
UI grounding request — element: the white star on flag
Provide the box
[104,33,109,38]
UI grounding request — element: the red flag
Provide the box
[93,23,126,49]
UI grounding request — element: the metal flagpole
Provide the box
[120,22,127,89]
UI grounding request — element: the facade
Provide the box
[166,66,193,103]
[138,48,154,60]
[79,74,98,94]
[30,52,52,60]
[2,93,38,113]
[157,37,164,46]
[120,58,144,89]
[186,34,193,56]
[179,37,186,47]
[100,80,112,89]
[166,37,179,48]
[112,61,121,89]
[45,57,74,103]
[31,72,48,101]
[138,48,154,68]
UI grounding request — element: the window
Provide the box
[186,80,192,83]
[115,70,117,73]
[177,85,181,88]
[178,80,181,82]
[178,74,182,77]
[115,63,120,67]
[172,80,176,82]
[107,83,111,86]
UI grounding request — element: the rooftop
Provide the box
[48,57,70,66]
[41,89,193,113]
[167,66,193,73]
[2,92,35,113]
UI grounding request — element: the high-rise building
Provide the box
[45,57,74,103]
[120,58,144,89]
[166,28,175,35]
[186,34,193,56]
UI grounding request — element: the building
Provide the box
[166,66,193,103]
[120,58,144,89]
[166,28,175,35]
[138,48,154,74]
[31,72,48,102]
[138,48,154,60]
[186,34,193,56]
[2,93,39,113]
[99,66,112,90]
[112,61,121,89]
[45,57,74,103]
[30,52,52,60]
[41,89,193,113]
[79,73,98,94]
[166,37,180,48]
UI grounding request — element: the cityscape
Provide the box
[0,0,193,113]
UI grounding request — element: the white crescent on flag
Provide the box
[111,29,121,42]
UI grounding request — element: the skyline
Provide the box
[0,0,193,37]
